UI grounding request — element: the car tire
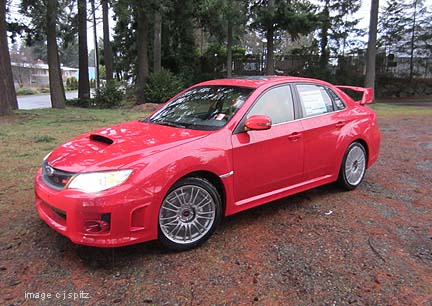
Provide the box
[338,142,367,190]
[158,177,222,251]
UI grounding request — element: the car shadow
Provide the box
[71,183,343,270]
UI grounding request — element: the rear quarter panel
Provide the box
[334,104,380,174]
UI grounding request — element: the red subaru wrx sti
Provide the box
[35,76,380,250]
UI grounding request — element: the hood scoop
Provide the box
[90,134,114,145]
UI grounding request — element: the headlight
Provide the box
[67,170,133,193]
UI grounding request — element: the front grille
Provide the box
[41,160,75,190]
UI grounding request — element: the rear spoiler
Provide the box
[335,86,374,105]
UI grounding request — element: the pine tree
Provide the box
[197,0,248,77]
[318,0,362,70]
[250,0,317,75]
[378,0,432,78]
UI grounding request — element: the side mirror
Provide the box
[244,115,272,131]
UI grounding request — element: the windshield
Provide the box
[147,86,254,130]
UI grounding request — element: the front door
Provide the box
[231,85,304,203]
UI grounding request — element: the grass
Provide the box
[370,102,432,116]
[0,107,146,198]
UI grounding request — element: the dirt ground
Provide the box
[1,110,432,305]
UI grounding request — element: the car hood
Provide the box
[46,120,210,173]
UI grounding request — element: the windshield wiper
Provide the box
[151,119,186,128]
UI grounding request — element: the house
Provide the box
[11,60,79,88]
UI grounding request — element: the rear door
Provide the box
[231,85,304,203]
[294,83,348,180]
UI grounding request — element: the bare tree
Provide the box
[0,0,18,115]
[365,0,379,91]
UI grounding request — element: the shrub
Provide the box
[66,98,95,108]
[39,87,50,94]
[66,77,78,91]
[16,87,37,96]
[33,135,56,143]
[94,80,124,108]
[144,69,185,104]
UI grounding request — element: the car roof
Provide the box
[198,75,332,89]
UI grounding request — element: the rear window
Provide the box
[296,84,334,117]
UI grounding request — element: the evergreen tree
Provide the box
[378,0,432,78]
[197,0,248,77]
[378,0,409,55]
[250,0,317,74]
[318,0,362,70]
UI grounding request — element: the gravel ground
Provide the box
[1,113,432,306]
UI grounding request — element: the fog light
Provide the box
[84,220,110,234]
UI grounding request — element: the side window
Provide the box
[327,88,346,110]
[247,85,294,124]
[296,84,334,117]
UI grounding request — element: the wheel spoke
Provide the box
[180,188,188,206]
[162,218,180,227]
[192,221,203,234]
[161,206,178,213]
[168,222,181,235]
[174,223,183,238]
[197,215,214,220]
[174,190,186,206]
[190,187,199,205]
[196,196,212,209]
[165,199,181,210]
[160,215,177,221]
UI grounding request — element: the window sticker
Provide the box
[215,113,226,121]
[300,89,327,116]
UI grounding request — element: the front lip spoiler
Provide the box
[219,171,234,179]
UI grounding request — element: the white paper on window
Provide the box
[300,90,327,116]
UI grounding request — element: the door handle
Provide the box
[335,120,346,128]
[288,132,302,141]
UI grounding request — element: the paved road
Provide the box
[17,91,78,110]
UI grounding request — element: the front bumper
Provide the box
[34,169,158,247]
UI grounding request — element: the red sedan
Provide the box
[35,76,380,250]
